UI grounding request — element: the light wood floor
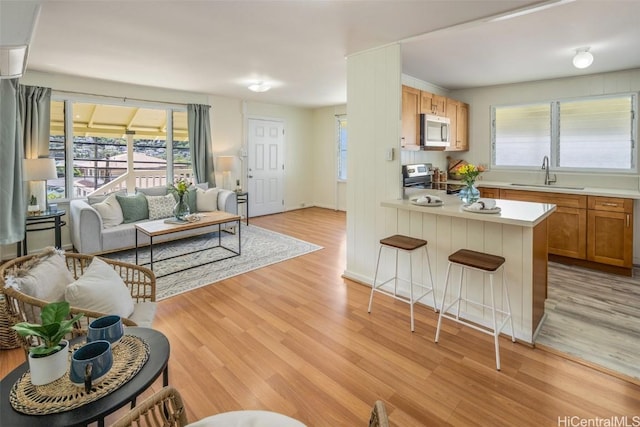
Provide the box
[2,207,640,426]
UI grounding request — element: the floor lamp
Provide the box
[23,158,57,214]
[216,156,235,190]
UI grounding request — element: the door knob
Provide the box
[248,175,253,178]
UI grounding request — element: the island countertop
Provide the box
[383,191,556,227]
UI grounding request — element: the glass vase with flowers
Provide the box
[456,163,485,204]
[168,178,192,220]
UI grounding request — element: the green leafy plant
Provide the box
[168,178,192,198]
[11,301,84,357]
[29,195,38,206]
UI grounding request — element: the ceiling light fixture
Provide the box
[573,48,594,69]
[248,82,271,93]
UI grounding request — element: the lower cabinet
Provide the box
[483,187,633,272]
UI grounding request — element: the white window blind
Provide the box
[494,103,550,167]
[337,116,347,181]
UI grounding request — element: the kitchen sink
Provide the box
[510,183,584,190]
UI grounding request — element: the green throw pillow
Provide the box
[116,193,149,223]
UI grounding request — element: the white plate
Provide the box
[411,198,443,207]
[462,205,501,214]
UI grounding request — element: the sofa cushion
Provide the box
[64,257,135,318]
[87,189,126,205]
[146,194,175,220]
[93,193,124,228]
[116,193,149,223]
[196,188,220,212]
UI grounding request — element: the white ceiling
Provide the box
[6,0,640,108]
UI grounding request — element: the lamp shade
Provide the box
[216,156,236,172]
[23,158,57,181]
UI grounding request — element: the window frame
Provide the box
[49,93,188,201]
[491,92,638,174]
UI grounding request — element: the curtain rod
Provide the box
[52,89,210,108]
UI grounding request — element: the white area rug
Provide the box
[104,224,322,300]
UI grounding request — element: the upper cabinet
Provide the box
[401,85,420,149]
[420,91,446,116]
[401,85,469,152]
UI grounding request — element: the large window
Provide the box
[337,115,347,181]
[492,94,637,172]
[48,97,189,200]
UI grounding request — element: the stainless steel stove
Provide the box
[402,163,465,194]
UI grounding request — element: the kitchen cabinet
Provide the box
[483,187,634,274]
[445,100,469,152]
[420,91,446,116]
[587,196,633,268]
[500,189,587,260]
[401,85,420,149]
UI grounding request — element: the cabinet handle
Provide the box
[627,214,630,228]
[602,202,618,207]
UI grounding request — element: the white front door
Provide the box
[247,118,284,217]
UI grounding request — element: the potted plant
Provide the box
[27,194,40,215]
[12,301,84,385]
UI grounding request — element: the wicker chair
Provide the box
[0,252,156,356]
[111,386,188,427]
[369,400,390,427]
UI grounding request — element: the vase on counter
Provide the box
[173,193,190,221]
[459,182,480,204]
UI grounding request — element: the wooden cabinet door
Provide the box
[587,196,633,267]
[420,91,433,114]
[445,100,458,150]
[548,206,587,259]
[479,187,500,199]
[401,86,420,148]
[587,210,633,267]
[456,103,469,151]
[432,95,447,116]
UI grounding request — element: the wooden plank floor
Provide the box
[2,207,640,426]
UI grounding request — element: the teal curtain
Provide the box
[0,79,25,245]
[187,104,215,187]
[19,86,52,159]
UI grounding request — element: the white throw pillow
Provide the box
[196,187,220,212]
[4,251,73,303]
[146,194,175,220]
[65,258,135,318]
[93,193,124,228]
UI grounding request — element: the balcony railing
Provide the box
[84,168,194,197]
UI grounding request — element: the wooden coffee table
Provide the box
[134,211,241,277]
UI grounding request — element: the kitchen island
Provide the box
[382,192,555,343]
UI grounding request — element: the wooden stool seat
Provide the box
[368,234,437,332]
[448,249,505,272]
[380,235,427,251]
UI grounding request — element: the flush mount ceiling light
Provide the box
[573,48,594,69]
[248,82,271,93]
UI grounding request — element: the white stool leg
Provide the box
[435,262,453,343]
[368,245,384,313]
[409,250,415,332]
[489,273,501,370]
[503,271,516,342]
[455,266,464,320]
[424,246,438,312]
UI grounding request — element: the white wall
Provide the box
[345,44,402,283]
[2,72,328,259]
[312,105,347,211]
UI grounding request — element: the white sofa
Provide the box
[70,186,238,254]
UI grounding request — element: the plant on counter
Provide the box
[456,163,485,186]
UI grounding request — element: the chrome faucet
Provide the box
[541,155,556,185]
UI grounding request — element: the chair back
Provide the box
[369,400,389,427]
[111,386,188,427]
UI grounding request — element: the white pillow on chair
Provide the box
[65,257,135,318]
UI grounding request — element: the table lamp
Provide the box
[216,156,235,190]
[23,158,57,213]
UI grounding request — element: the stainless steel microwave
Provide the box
[420,114,450,148]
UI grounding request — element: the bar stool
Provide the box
[434,249,515,370]
[367,234,438,332]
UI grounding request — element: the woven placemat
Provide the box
[9,335,150,415]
